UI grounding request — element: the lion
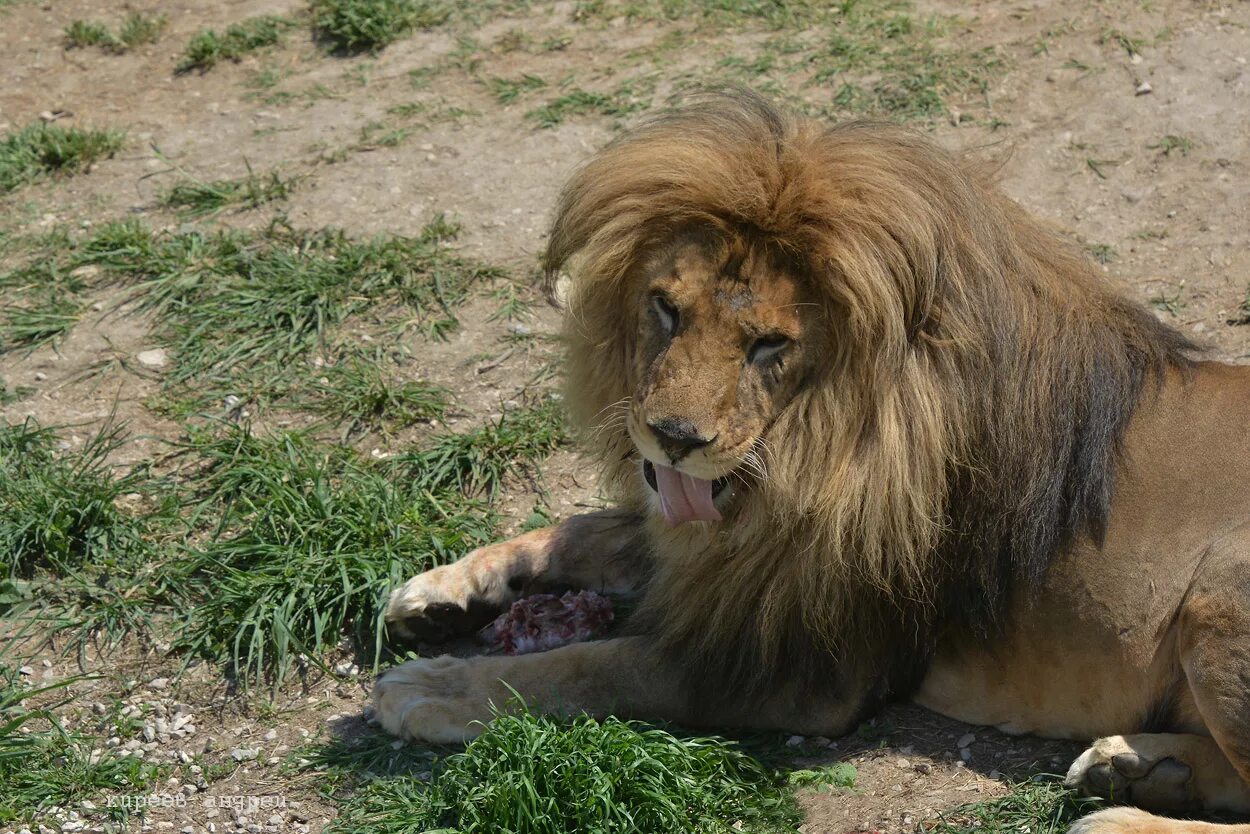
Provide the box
[373,90,1250,834]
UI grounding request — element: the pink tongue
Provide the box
[653,463,722,526]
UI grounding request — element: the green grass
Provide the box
[0,420,179,655]
[0,123,125,194]
[172,398,563,685]
[0,377,35,405]
[805,3,998,120]
[571,0,829,28]
[0,421,156,580]
[160,166,300,219]
[926,778,1100,834]
[324,708,803,834]
[526,82,653,128]
[1149,134,1193,157]
[1149,284,1185,317]
[486,73,547,103]
[530,2,997,125]
[1086,243,1117,265]
[173,425,498,686]
[177,15,299,72]
[310,0,452,53]
[389,396,567,496]
[0,670,166,824]
[301,357,448,439]
[0,293,81,354]
[1,215,502,413]
[65,12,166,52]
[2,394,566,687]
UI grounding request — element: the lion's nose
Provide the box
[647,417,714,461]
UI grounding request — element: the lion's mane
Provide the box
[543,90,1195,703]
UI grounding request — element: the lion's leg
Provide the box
[372,636,863,743]
[385,509,648,642]
[1068,809,1250,834]
[1064,734,1250,814]
[1066,532,1250,834]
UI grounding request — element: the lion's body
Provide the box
[919,363,1250,741]
[374,92,1250,834]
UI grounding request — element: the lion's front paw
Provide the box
[385,559,514,643]
[1065,736,1194,812]
[372,656,498,744]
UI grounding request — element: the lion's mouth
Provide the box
[642,459,729,526]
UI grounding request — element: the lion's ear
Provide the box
[543,270,571,311]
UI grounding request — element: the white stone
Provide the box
[137,349,169,368]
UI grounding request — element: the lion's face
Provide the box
[626,233,814,525]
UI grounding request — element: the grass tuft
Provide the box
[525,84,651,128]
[0,420,154,579]
[177,15,299,72]
[65,12,166,52]
[388,397,567,496]
[160,166,300,219]
[310,0,451,53]
[2,215,501,413]
[1149,134,1193,157]
[0,293,82,354]
[486,73,547,104]
[0,124,124,194]
[174,425,496,685]
[301,357,448,439]
[325,707,802,834]
[924,778,1101,834]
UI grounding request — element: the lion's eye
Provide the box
[749,335,790,363]
[651,294,679,336]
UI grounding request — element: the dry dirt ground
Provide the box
[2,0,1249,833]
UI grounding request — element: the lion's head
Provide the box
[543,89,1193,699]
[620,229,816,524]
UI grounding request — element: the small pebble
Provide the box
[136,349,169,369]
[1135,80,1153,95]
[148,677,170,691]
[230,747,260,762]
[956,732,976,748]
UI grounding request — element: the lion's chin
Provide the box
[642,459,731,526]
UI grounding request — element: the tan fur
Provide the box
[376,91,1250,834]
[543,89,1190,691]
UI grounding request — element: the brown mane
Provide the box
[543,90,1196,702]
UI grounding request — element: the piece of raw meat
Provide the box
[482,590,614,655]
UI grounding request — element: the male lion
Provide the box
[374,91,1250,834]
